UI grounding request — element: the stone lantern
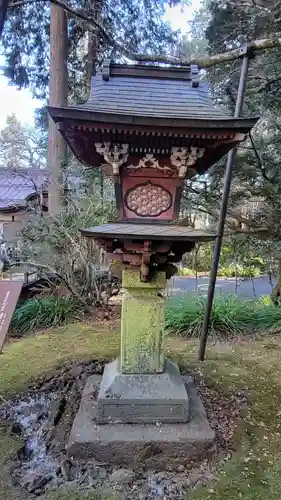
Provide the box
[49,61,257,467]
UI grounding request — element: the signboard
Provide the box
[0,281,22,352]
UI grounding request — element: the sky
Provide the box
[0,0,202,129]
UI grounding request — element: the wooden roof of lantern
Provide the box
[48,61,258,178]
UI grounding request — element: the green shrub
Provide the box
[165,294,281,338]
[10,297,81,336]
[217,264,261,278]
[178,267,195,276]
[178,264,261,278]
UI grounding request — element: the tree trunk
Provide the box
[87,0,103,91]
[87,31,94,90]
[100,170,104,211]
[48,3,68,216]
[271,254,281,304]
[0,0,9,39]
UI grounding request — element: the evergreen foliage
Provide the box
[3,0,188,101]
[0,113,47,168]
[179,1,281,284]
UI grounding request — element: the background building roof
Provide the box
[0,168,103,213]
[0,169,48,212]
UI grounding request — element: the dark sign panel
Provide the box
[0,281,22,352]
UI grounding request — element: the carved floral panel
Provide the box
[124,181,172,217]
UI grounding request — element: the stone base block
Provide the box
[67,374,215,470]
[97,358,189,424]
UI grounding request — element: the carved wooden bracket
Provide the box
[95,142,129,175]
[127,153,173,174]
[170,146,205,178]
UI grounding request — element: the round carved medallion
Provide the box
[125,181,172,217]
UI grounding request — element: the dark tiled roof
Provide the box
[0,169,48,211]
[73,63,232,121]
[0,169,92,212]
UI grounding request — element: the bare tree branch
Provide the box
[227,0,272,14]
[248,132,275,183]
[9,260,88,305]
[48,213,89,268]
[255,74,281,92]
[8,0,281,68]
[197,206,271,235]
[182,192,272,235]
[10,169,44,210]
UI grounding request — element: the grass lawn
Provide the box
[1,322,281,499]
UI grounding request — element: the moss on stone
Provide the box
[122,269,166,289]
[120,269,165,374]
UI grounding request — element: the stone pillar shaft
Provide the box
[120,269,166,374]
[96,268,190,425]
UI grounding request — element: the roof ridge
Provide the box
[100,60,199,86]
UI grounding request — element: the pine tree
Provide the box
[3,0,186,100]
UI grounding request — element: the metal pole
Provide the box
[0,0,9,39]
[198,50,251,361]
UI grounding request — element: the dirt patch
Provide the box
[196,378,247,452]
[0,360,248,499]
[34,360,105,458]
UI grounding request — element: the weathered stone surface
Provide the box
[48,396,66,428]
[120,269,166,374]
[67,375,215,470]
[97,358,189,424]
[60,458,72,481]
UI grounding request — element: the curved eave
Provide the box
[48,106,259,132]
[0,190,48,215]
[0,205,25,214]
[80,224,233,242]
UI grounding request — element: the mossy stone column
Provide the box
[120,269,166,374]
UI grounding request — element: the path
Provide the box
[168,275,276,298]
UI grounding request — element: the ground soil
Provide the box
[0,359,247,500]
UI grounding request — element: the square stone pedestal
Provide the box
[67,374,215,470]
[97,358,189,424]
